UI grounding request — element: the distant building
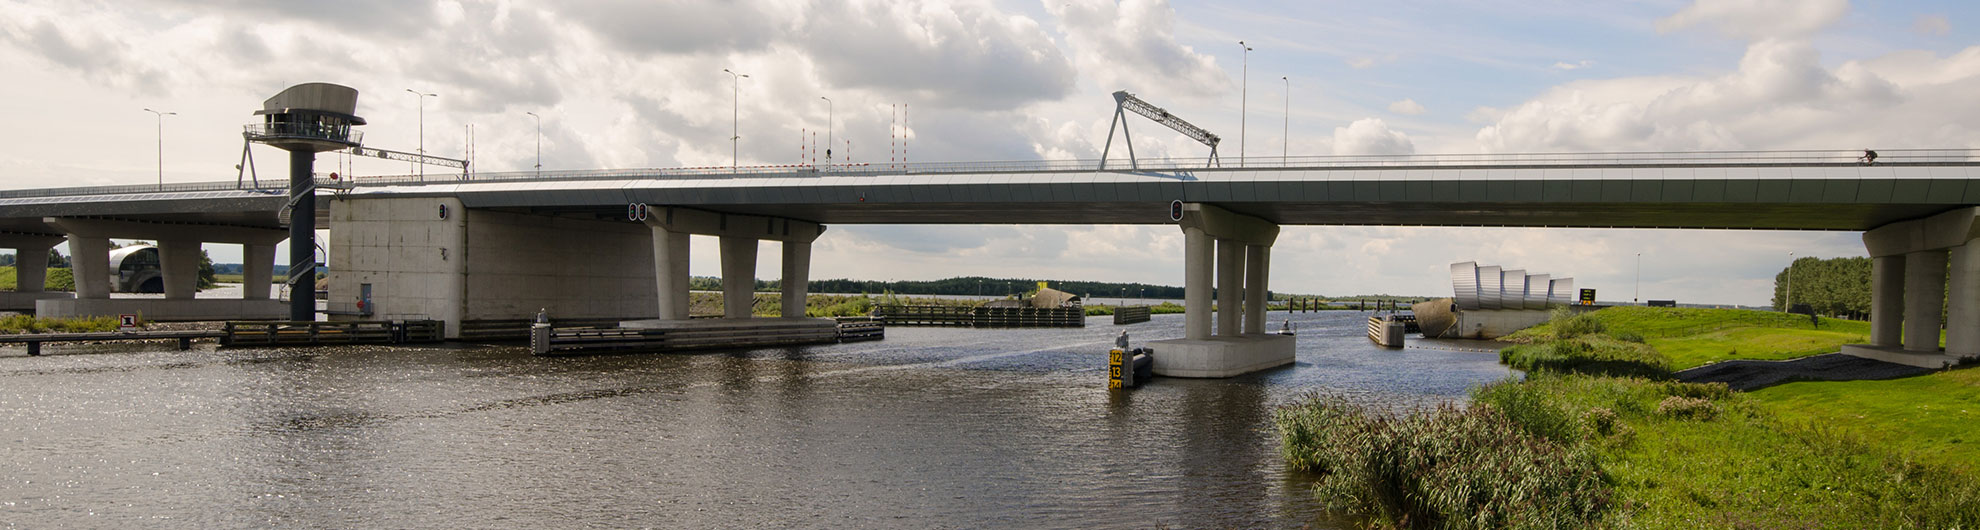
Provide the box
[107,245,163,293]
[1416,261,1574,339]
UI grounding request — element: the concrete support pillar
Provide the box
[68,236,110,299]
[1216,239,1244,336]
[15,248,49,293]
[1871,255,1905,347]
[1183,226,1212,340]
[1244,244,1269,334]
[158,239,202,300]
[719,236,758,319]
[242,243,276,300]
[1904,249,1949,352]
[1947,242,1980,356]
[781,242,811,318]
[650,227,690,320]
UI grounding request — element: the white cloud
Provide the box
[1656,0,1848,41]
[1915,14,1951,36]
[1047,0,1230,98]
[1388,98,1426,115]
[1552,60,1593,71]
[1469,36,1980,153]
[1332,118,1415,155]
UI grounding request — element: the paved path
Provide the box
[1675,353,1932,391]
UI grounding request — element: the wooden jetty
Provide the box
[1113,306,1152,325]
[874,305,1085,328]
[0,329,225,356]
[220,320,445,347]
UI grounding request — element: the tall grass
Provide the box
[1276,396,1611,529]
[0,314,119,334]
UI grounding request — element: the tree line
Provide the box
[1772,256,1871,317]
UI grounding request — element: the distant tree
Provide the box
[198,250,216,289]
[47,248,68,268]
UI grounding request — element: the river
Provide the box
[0,310,1512,528]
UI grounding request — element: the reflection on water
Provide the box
[0,311,1511,528]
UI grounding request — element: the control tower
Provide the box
[245,83,365,321]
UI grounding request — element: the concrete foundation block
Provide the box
[1841,343,1968,369]
[36,298,289,321]
[1148,333,1296,378]
[0,292,72,311]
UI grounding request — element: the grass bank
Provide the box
[0,266,76,292]
[0,314,119,334]
[1278,306,1980,528]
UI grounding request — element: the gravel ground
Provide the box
[1675,353,1932,391]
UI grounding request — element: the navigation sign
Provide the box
[1108,349,1125,389]
[118,314,138,330]
[1578,288,1597,306]
[1169,200,1185,222]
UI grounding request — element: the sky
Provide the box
[3,0,1980,306]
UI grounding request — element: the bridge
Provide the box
[3,147,1978,375]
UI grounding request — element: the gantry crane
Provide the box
[1098,90,1221,170]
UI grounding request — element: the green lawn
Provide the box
[1477,375,1979,528]
[1651,327,1869,369]
[1505,307,1873,369]
[1753,368,1980,471]
[0,266,75,291]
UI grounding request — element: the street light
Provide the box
[405,89,436,180]
[723,68,749,172]
[1785,251,1794,312]
[1281,75,1289,164]
[142,108,175,189]
[524,111,542,178]
[1239,40,1252,167]
[819,96,832,165]
[1634,252,1641,303]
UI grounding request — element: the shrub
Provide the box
[1499,336,1672,378]
[1549,306,1606,339]
[1613,331,1645,343]
[1583,407,1618,435]
[1656,396,1719,421]
[1275,396,1612,529]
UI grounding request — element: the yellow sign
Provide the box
[1108,349,1125,389]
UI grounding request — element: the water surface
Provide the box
[0,310,1511,528]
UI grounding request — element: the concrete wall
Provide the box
[328,197,469,330]
[1454,309,1553,339]
[330,198,658,337]
[461,209,655,320]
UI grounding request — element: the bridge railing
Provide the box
[8,148,1980,199]
[0,180,290,200]
[328,148,1980,186]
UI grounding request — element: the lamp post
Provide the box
[142,108,175,189]
[1785,251,1794,312]
[723,69,748,172]
[405,89,436,180]
[1281,75,1289,164]
[524,111,541,178]
[819,96,832,165]
[1239,41,1252,167]
[1634,252,1641,304]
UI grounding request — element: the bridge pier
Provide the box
[36,218,287,321]
[1150,203,1293,378]
[1845,206,1980,368]
[0,234,68,311]
[641,207,827,321]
